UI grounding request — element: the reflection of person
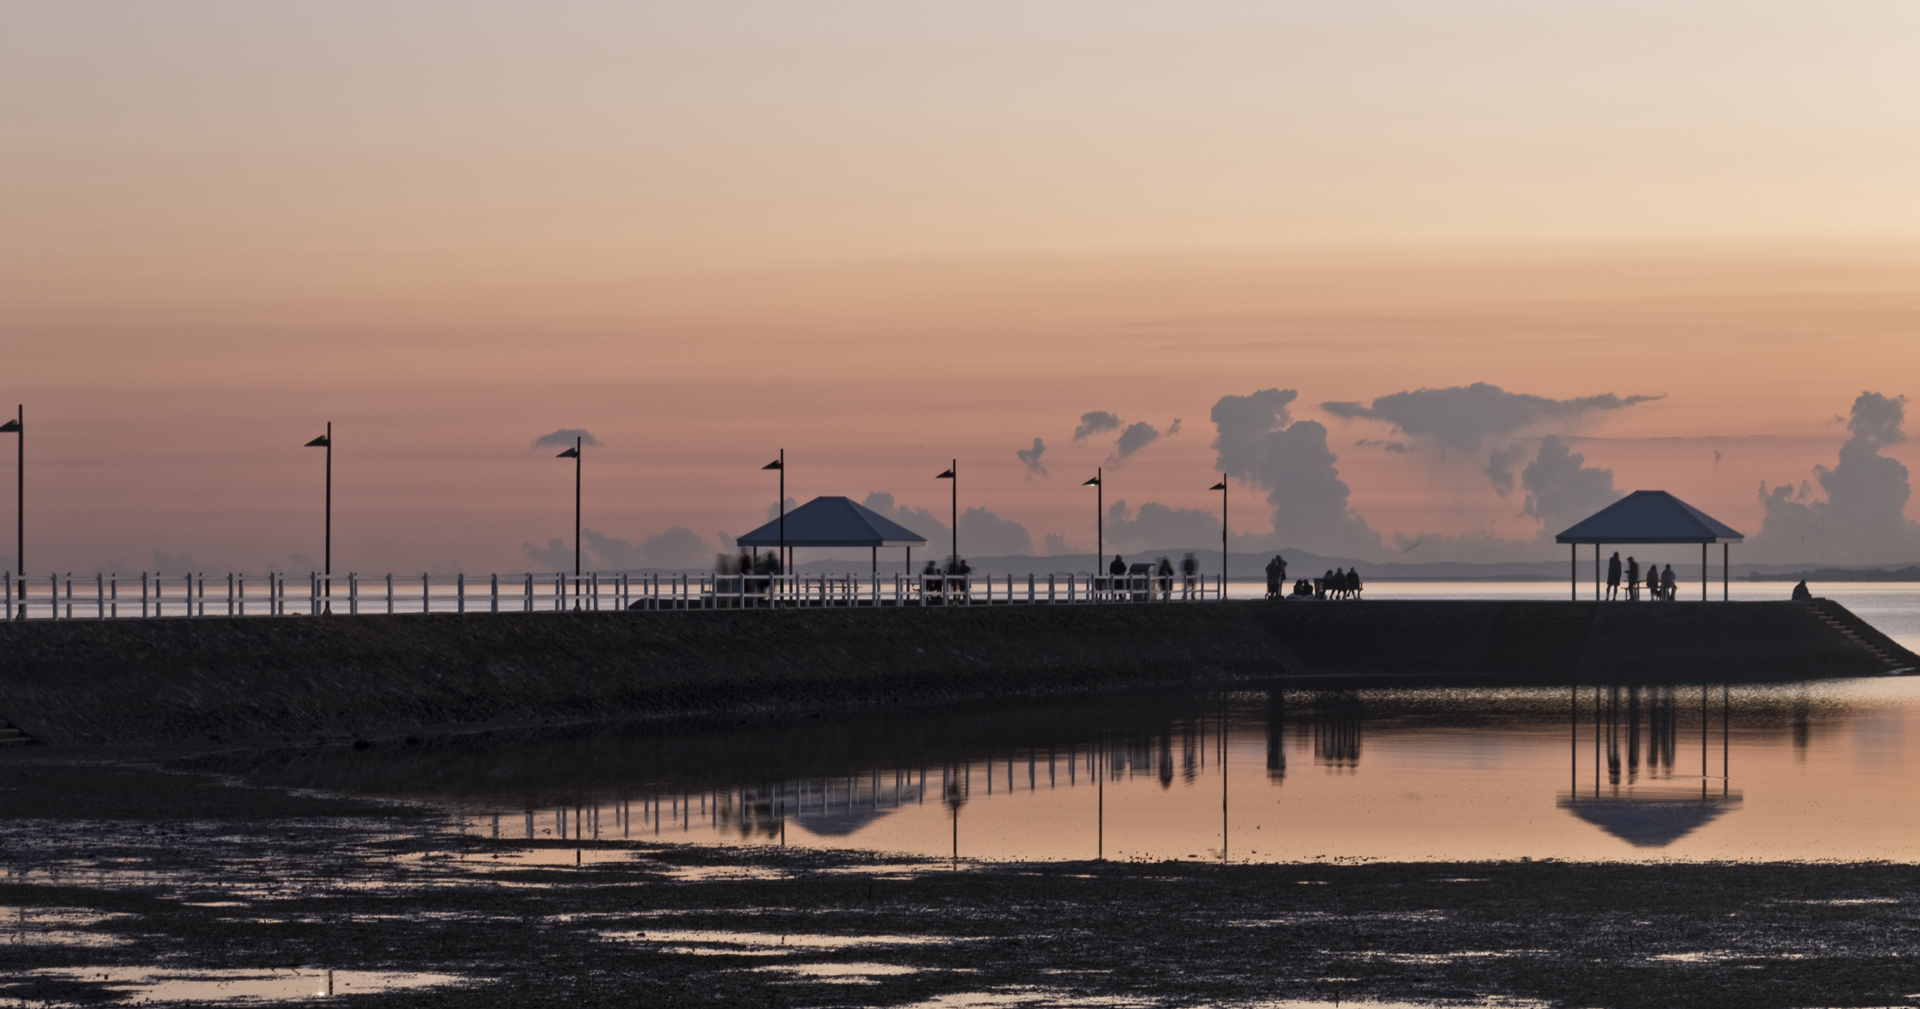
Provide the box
[1606,552,1622,600]
[1661,564,1676,601]
[1625,556,1640,601]
[1791,579,1813,601]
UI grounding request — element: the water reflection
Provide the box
[1560,684,1743,848]
[197,677,1920,863]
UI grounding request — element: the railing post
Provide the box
[524,573,533,613]
[111,573,119,619]
[310,571,318,616]
[491,573,499,613]
[142,571,149,618]
[385,573,393,614]
[423,573,430,614]
[225,573,232,617]
[457,573,465,614]
[3,571,9,620]
[349,573,358,615]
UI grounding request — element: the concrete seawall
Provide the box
[0,599,1910,746]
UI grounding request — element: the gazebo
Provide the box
[1554,491,1745,601]
[735,496,929,574]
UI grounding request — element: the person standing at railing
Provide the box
[1107,554,1125,600]
[1181,552,1198,599]
[1156,556,1174,600]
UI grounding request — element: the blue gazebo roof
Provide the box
[1554,490,1744,545]
[736,496,929,548]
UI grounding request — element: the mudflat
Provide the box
[2,746,1916,1008]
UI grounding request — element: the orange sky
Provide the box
[4,2,1919,573]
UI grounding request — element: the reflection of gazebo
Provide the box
[1554,491,1745,601]
[1557,791,1743,847]
[736,496,928,574]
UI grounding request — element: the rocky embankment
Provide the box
[0,599,1906,746]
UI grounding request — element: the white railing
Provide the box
[0,569,1229,620]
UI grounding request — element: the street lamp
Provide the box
[556,437,581,578]
[1082,468,1102,589]
[762,450,785,578]
[935,461,956,570]
[1210,475,1228,600]
[304,423,331,612]
[1,406,19,619]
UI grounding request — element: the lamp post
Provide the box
[1211,474,1228,600]
[935,461,956,570]
[303,423,331,612]
[1,407,19,619]
[762,450,785,583]
[1082,469,1102,587]
[556,437,581,578]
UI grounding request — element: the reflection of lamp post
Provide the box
[1210,475,1228,600]
[762,450,785,581]
[935,461,956,569]
[303,423,331,612]
[943,764,967,865]
[556,437,581,577]
[1082,469,1102,585]
[1,406,19,619]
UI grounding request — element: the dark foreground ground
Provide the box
[3,749,1918,1008]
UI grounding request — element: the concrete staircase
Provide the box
[0,718,33,747]
[1803,599,1916,674]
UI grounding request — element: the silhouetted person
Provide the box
[1156,556,1174,599]
[1321,569,1335,599]
[1606,552,1622,600]
[1264,555,1285,600]
[1661,564,1676,601]
[1625,556,1640,601]
[1181,552,1199,597]
[1331,567,1346,600]
[1792,579,1813,601]
[1644,566,1659,602]
[1346,567,1362,599]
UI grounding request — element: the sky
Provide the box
[4,1,1920,574]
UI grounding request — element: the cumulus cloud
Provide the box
[1073,411,1123,441]
[1043,533,1075,556]
[1210,389,1381,559]
[1321,383,1659,453]
[1108,421,1161,466]
[1016,437,1048,477]
[1355,439,1414,454]
[1485,444,1529,497]
[532,428,600,450]
[521,527,713,571]
[521,538,572,571]
[765,496,798,522]
[1168,418,1183,435]
[1102,499,1221,553]
[1520,436,1623,536]
[151,550,208,572]
[1752,391,1920,565]
[959,507,1034,557]
[861,492,947,541]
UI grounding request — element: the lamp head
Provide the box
[0,420,18,434]
[556,447,579,459]
[762,459,783,470]
[1210,481,1227,491]
[304,435,329,448]
[1081,476,1101,487]
[935,468,955,479]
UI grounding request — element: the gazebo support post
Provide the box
[1723,543,1729,601]
[1569,543,1576,601]
[1594,543,1601,601]
[1702,543,1708,602]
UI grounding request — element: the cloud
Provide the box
[765,496,798,521]
[1102,499,1221,553]
[1485,444,1529,496]
[861,492,947,541]
[959,507,1034,557]
[1321,383,1659,453]
[532,428,601,450]
[521,538,571,571]
[638,527,713,569]
[1209,389,1380,559]
[1108,421,1161,466]
[1520,436,1623,536]
[1073,411,1123,441]
[1355,439,1414,454]
[1752,391,1920,565]
[1016,437,1048,477]
[1043,533,1074,556]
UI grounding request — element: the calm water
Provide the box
[212,580,1918,864]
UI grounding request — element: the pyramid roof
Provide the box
[1554,490,1745,545]
[735,496,930,548]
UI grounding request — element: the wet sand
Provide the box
[3,746,1918,1008]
